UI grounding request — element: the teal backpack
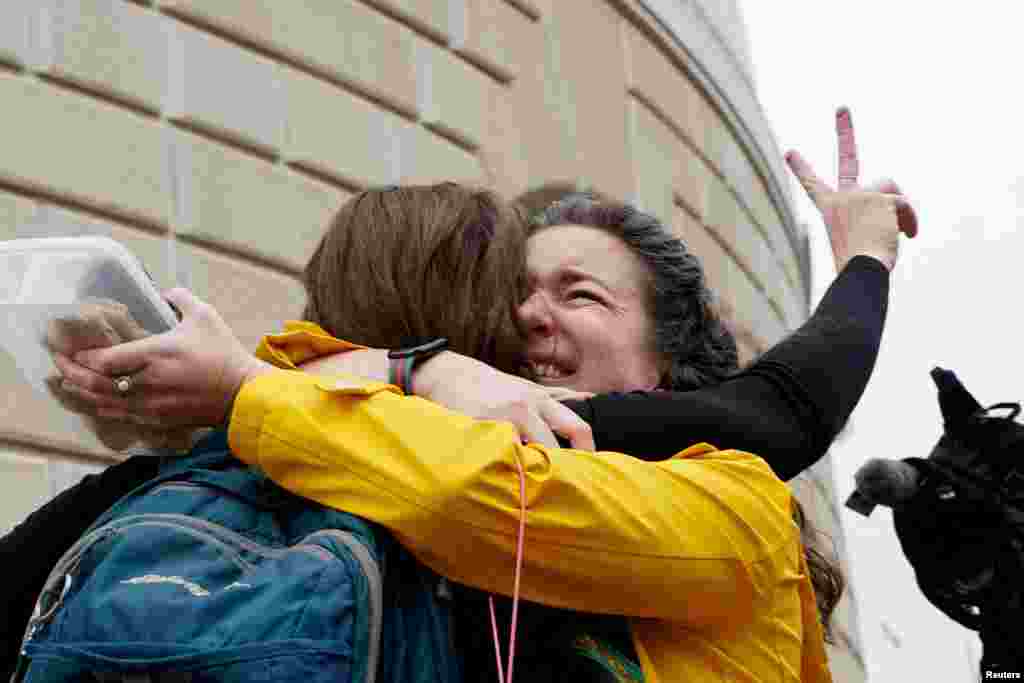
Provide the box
[14,430,460,683]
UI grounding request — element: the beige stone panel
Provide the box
[284,70,406,188]
[279,0,421,116]
[479,16,577,197]
[623,22,706,154]
[675,81,714,163]
[752,188,802,288]
[674,141,714,221]
[366,0,450,42]
[0,75,172,226]
[704,174,743,249]
[701,114,733,182]
[762,217,803,293]
[732,217,792,322]
[719,143,790,272]
[416,38,492,150]
[172,130,346,273]
[688,94,721,170]
[718,129,754,194]
[402,125,485,186]
[673,207,786,349]
[672,209,729,305]
[673,208,758,355]
[48,0,166,112]
[166,20,285,153]
[0,191,37,241]
[717,134,786,259]
[481,83,530,195]
[161,0,419,116]
[549,0,631,197]
[0,450,51,533]
[458,0,536,81]
[0,1,47,69]
[623,22,673,98]
[629,99,680,227]
[178,242,306,352]
[724,254,787,347]
[704,181,797,327]
[752,191,782,248]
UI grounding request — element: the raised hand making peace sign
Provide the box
[786,107,918,272]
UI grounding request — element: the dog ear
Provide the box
[931,367,983,432]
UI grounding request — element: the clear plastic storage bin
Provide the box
[0,236,178,444]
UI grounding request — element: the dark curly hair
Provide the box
[531,193,739,390]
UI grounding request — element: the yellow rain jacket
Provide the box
[228,323,832,682]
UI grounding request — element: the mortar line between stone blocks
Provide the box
[0,176,169,239]
[0,432,121,467]
[175,233,304,281]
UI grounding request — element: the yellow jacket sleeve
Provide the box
[228,368,801,627]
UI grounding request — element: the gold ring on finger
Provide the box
[114,374,136,395]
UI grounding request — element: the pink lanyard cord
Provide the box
[488,453,527,683]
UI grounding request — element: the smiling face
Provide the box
[518,224,666,393]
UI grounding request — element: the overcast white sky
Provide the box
[741,2,1024,680]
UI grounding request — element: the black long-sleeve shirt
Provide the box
[0,256,888,677]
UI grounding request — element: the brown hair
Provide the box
[302,183,527,374]
[793,499,845,643]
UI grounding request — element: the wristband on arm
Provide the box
[387,338,448,394]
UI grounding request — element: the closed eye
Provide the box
[567,289,602,303]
